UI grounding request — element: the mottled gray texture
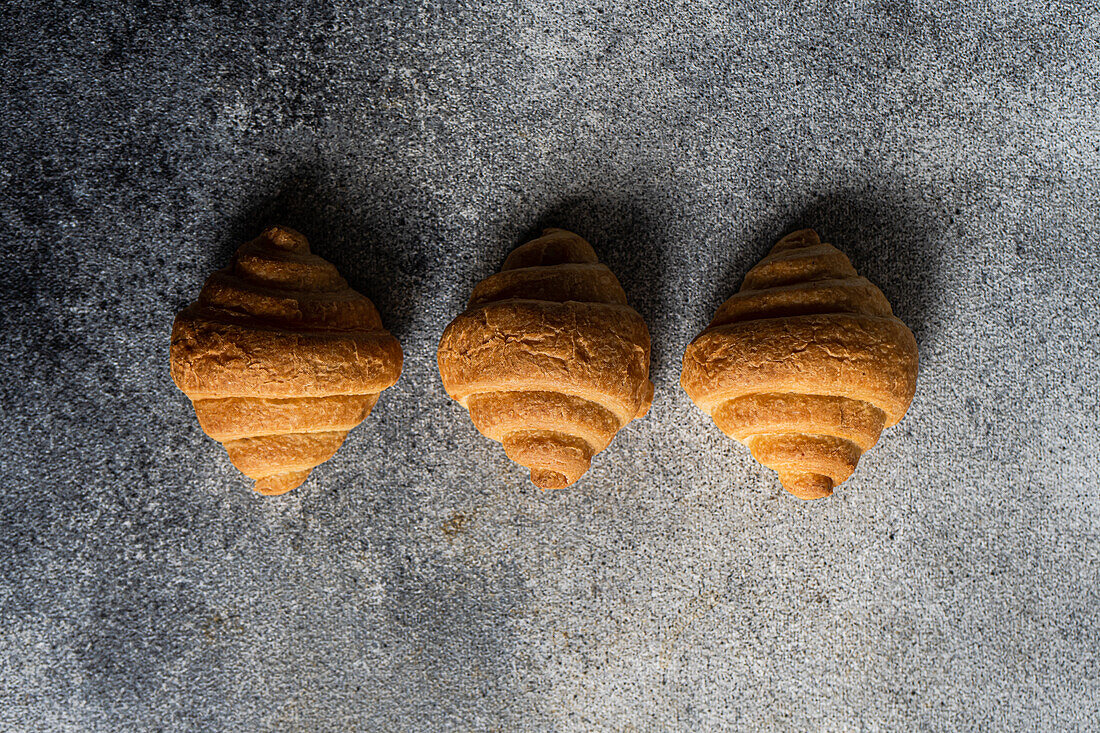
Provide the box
[1,1,1098,730]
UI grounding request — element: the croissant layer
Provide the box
[438,228,653,489]
[170,226,402,495]
[172,313,402,399]
[683,313,917,424]
[440,300,651,421]
[681,229,917,499]
[193,394,380,441]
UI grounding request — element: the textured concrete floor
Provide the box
[2,1,1099,730]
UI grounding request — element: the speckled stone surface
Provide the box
[2,1,1098,730]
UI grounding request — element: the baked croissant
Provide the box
[170,226,402,495]
[438,228,654,489]
[681,229,918,500]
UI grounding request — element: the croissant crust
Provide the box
[170,226,402,495]
[681,229,918,499]
[438,228,653,489]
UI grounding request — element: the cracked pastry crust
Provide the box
[170,226,402,495]
[681,229,918,500]
[438,228,654,489]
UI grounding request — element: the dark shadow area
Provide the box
[223,165,438,343]
[733,186,945,348]
[519,188,679,381]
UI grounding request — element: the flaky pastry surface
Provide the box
[438,229,653,489]
[170,226,402,495]
[681,229,918,499]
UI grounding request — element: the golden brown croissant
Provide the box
[681,229,918,500]
[438,228,654,489]
[170,226,402,495]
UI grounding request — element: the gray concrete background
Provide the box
[1,1,1098,730]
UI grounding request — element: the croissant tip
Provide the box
[772,228,821,253]
[531,469,572,490]
[253,484,296,496]
[252,470,310,496]
[260,225,310,252]
[779,472,834,500]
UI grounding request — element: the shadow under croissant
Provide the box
[225,163,440,344]
[177,156,439,497]
[767,186,947,350]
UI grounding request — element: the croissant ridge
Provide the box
[170,226,402,495]
[438,228,653,489]
[681,229,917,499]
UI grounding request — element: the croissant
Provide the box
[437,228,654,489]
[681,229,918,500]
[170,226,402,495]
